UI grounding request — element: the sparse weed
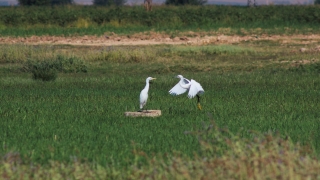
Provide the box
[170,45,254,56]
[24,55,87,81]
[27,60,58,81]
[90,47,158,63]
[0,44,59,64]
[289,62,320,73]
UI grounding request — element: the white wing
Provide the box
[169,78,190,96]
[169,82,187,95]
[187,79,205,98]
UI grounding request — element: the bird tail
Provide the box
[197,103,202,110]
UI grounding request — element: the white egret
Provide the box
[139,77,156,112]
[169,75,204,110]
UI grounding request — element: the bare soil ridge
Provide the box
[1,32,320,46]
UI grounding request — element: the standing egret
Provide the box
[169,75,204,110]
[139,77,156,112]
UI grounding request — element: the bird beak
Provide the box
[152,78,156,80]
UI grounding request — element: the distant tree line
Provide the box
[18,0,206,6]
[17,0,319,7]
[165,0,206,5]
[93,0,127,6]
[18,0,128,6]
[19,0,72,5]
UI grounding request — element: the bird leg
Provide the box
[197,95,202,110]
[137,107,149,113]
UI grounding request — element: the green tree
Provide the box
[114,0,126,6]
[165,0,207,5]
[18,0,51,5]
[18,0,72,5]
[51,0,73,5]
[93,0,112,5]
[93,0,126,6]
[315,0,320,4]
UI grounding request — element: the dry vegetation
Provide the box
[2,32,320,47]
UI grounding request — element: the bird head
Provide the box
[146,77,156,83]
[176,75,183,79]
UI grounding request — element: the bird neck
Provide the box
[179,78,190,89]
[144,80,150,90]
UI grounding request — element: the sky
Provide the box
[0,0,314,6]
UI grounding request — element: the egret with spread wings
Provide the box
[169,75,204,110]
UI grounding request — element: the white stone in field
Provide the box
[124,110,161,117]
[300,48,307,52]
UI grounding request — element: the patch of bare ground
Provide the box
[281,45,320,66]
[1,32,320,46]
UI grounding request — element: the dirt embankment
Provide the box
[1,32,320,46]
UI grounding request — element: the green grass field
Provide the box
[0,34,320,178]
